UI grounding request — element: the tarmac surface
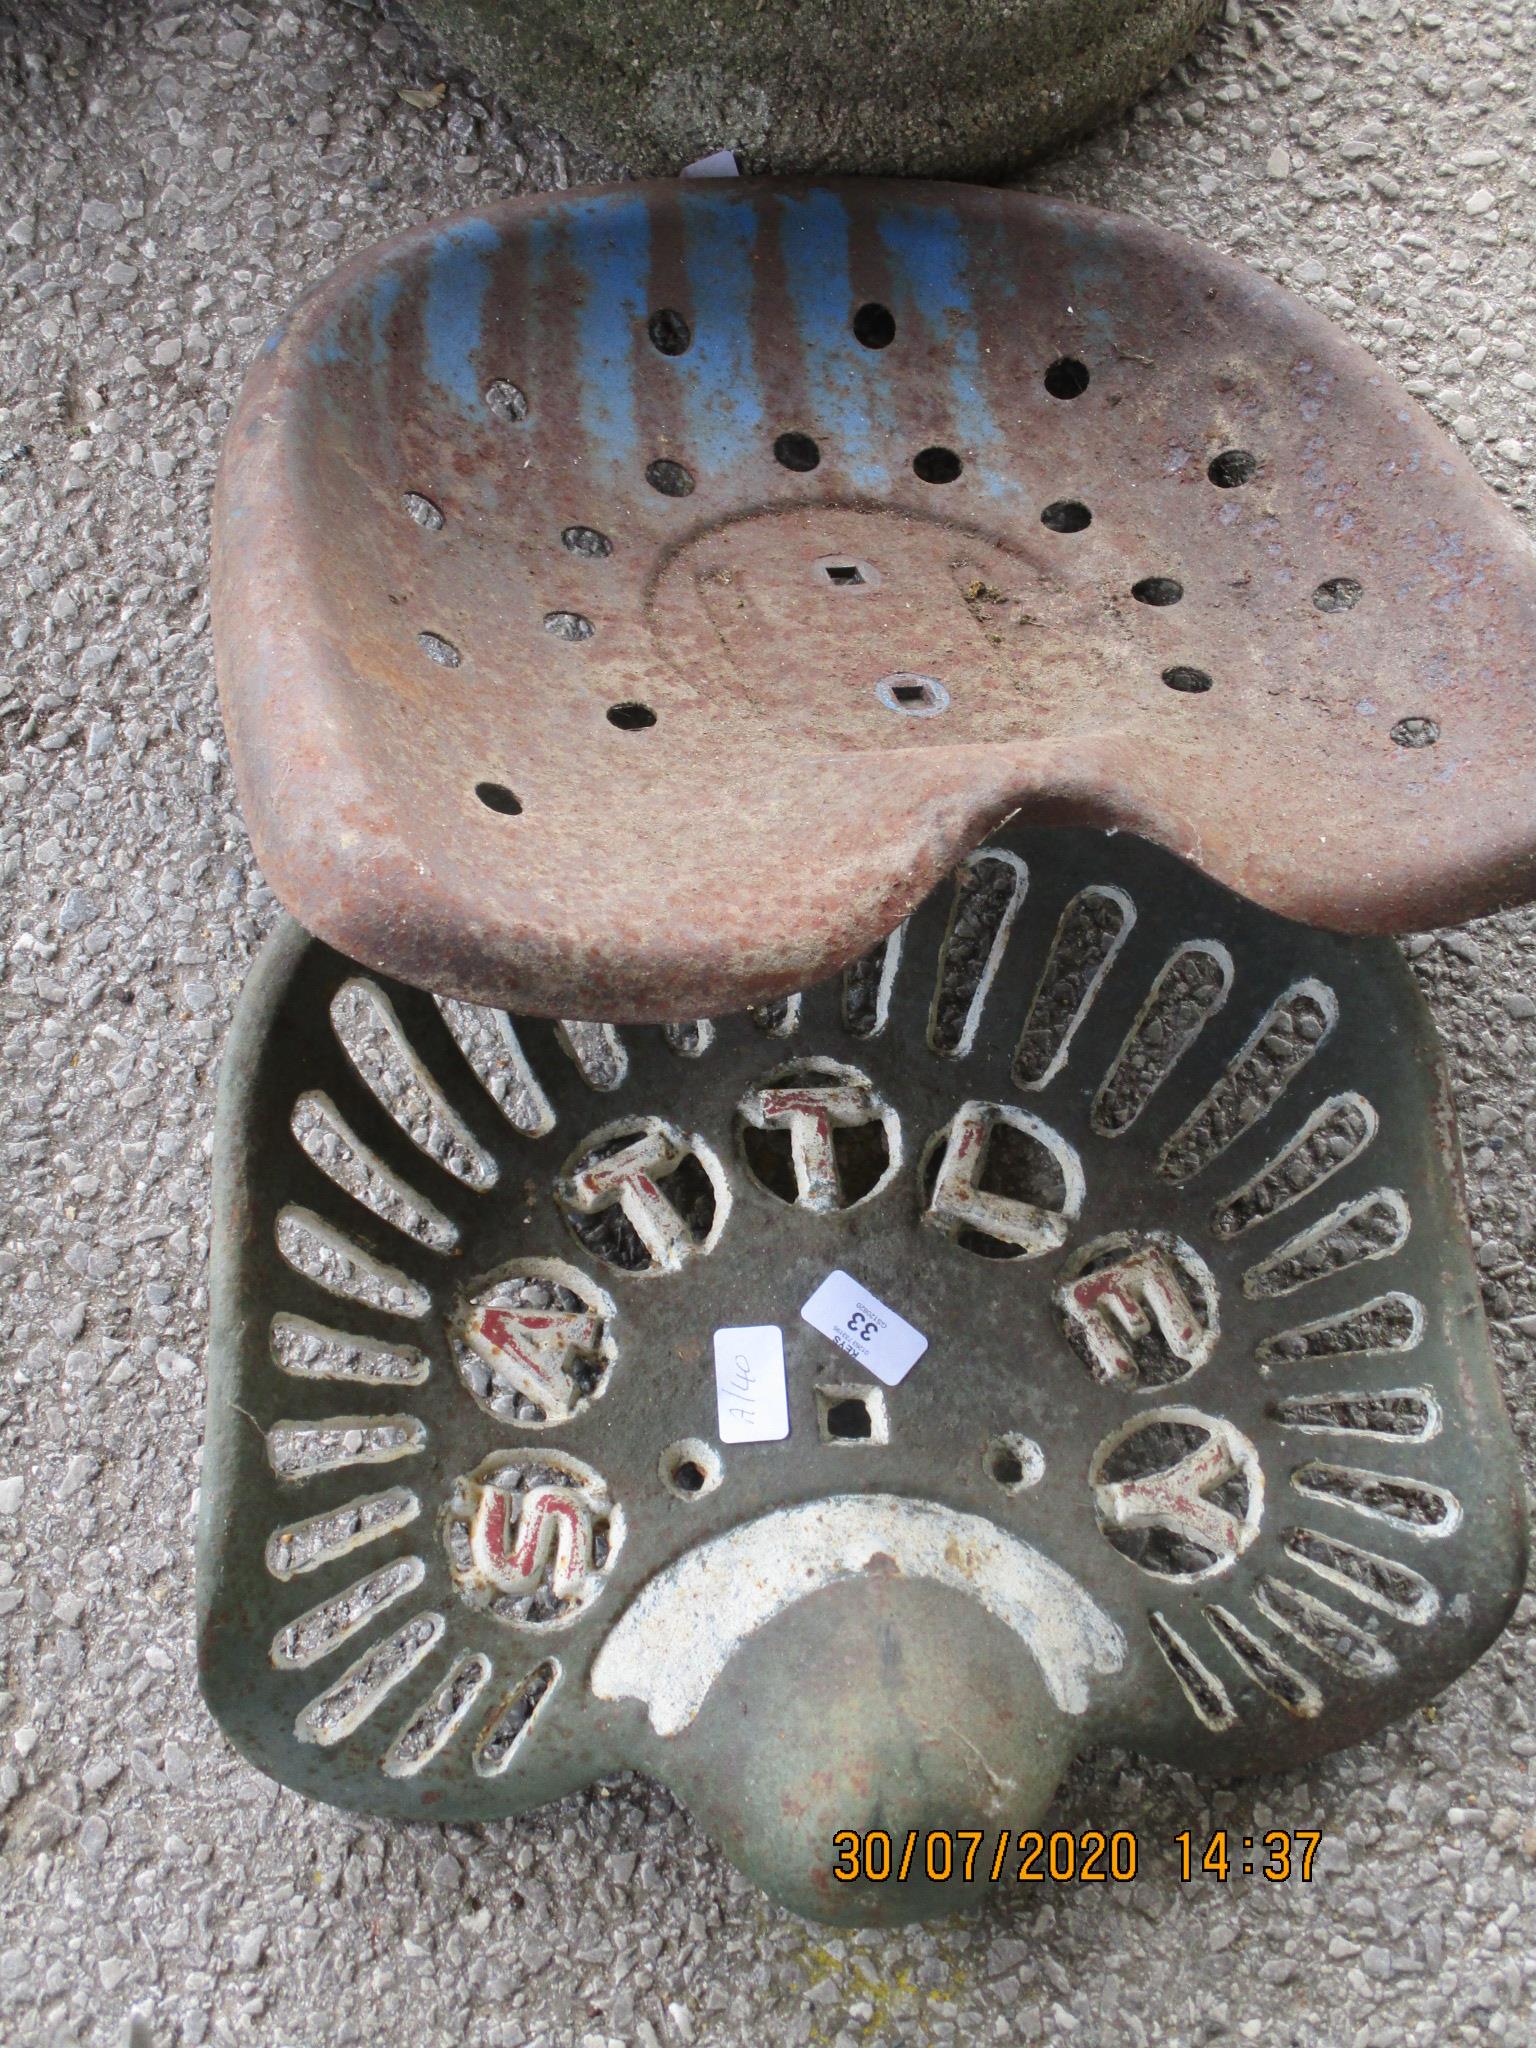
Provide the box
[1,1,1535,2043]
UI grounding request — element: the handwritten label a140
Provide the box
[713,1325,790,1443]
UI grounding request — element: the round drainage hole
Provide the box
[1133,576,1183,606]
[660,1439,722,1500]
[1044,356,1090,400]
[402,491,444,532]
[1207,448,1258,488]
[417,630,461,668]
[1391,716,1439,749]
[646,457,696,498]
[1163,665,1213,694]
[562,525,613,558]
[1041,499,1091,533]
[987,1434,1045,1492]
[914,445,962,485]
[853,301,896,349]
[876,672,950,717]
[774,430,821,473]
[484,379,529,425]
[475,781,522,815]
[1313,576,1363,613]
[647,307,692,356]
[544,610,594,642]
[607,701,656,730]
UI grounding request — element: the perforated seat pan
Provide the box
[212,178,1536,1022]
[198,826,1525,1924]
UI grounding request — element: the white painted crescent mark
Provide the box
[589,1494,1126,1737]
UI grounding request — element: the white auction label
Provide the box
[713,1325,790,1444]
[800,1270,928,1387]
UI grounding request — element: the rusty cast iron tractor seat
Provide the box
[213,179,1536,1025]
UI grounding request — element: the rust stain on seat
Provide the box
[212,179,1536,1020]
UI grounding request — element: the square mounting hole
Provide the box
[816,1383,889,1444]
[876,671,949,717]
[814,555,880,592]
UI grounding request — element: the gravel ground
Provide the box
[3,1,1536,2043]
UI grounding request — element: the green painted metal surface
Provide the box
[199,829,1526,1923]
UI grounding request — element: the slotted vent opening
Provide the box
[270,1557,426,1670]
[475,1661,558,1777]
[270,1315,429,1387]
[384,1653,493,1778]
[842,925,904,1039]
[267,1414,427,1481]
[435,998,553,1135]
[1282,1528,1438,1625]
[1253,1576,1395,1679]
[296,1614,445,1748]
[266,1488,421,1581]
[1159,981,1337,1182]
[750,994,802,1038]
[663,1019,715,1058]
[557,1020,629,1093]
[1204,1605,1321,1717]
[1270,1389,1437,1441]
[1092,943,1232,1136]
[275,1208,431,1318]
[291,1092,459,1250]
[1257,1293,1424,1365]
[929,851,1028,1058]
[1013,886,1133,1089]
[1147,1612,1236,1732]
[1291,1462,1459,1536]
[1212,1094,1376,1238]
[330,982,497,1188]
[1244,1190,1410,1299]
